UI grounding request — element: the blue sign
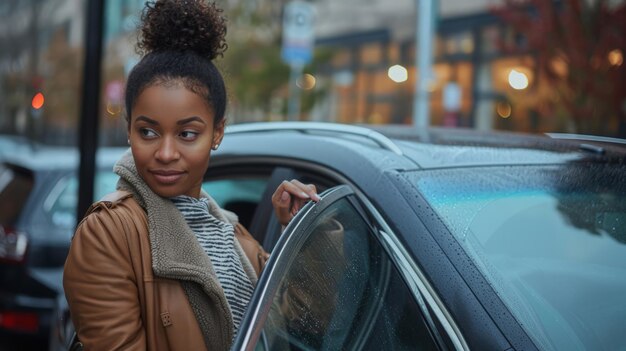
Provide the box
[281,46,312,65]
[281,1,315,65]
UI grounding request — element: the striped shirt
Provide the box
[170,195,254,331]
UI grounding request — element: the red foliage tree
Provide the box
[492,0,626,137]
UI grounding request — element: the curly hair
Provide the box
[137,0,227,59]
[125,0,228,126]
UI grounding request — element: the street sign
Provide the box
[281,0,315,65]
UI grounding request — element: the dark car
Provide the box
[0,147,125,346]
[50,122,625,350]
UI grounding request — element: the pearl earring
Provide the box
[212,143,219,150]
[127,139,131,145]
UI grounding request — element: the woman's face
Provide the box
[129,83,224,198]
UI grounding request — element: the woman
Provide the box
[62,1,319,350]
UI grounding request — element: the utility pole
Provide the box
[413,0,436,128]
[281,0,315,121]
[76,0,105,226]
[287,62,304,121]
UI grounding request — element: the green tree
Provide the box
[220,1,330,122]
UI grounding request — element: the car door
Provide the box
[232,185,451,351]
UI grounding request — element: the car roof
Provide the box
[221,122,626,173]
[3,123,623,174]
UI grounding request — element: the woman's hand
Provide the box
[272,180,320,226]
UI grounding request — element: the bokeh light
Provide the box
[497,102,512,118]
[388,64,408,83]
[31,92,44,109]
[608,49,623,67]
[106,102,122,116]
[508,69,529,90]
[296,73,316,90]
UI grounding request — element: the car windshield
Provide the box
[409,162,626,351]
[44,172,120,229]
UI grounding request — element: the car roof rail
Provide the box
[225,122,403,156]
[545,133,626,146]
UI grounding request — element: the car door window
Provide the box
[236,186,440,351]
[201,178,268,230]
[202,178,267,207]
[201,166,335,250]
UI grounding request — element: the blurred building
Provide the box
[313,0,625,136]
[311,0,544,132]
[1,0,622,142]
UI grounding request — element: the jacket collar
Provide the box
[113,149,223,282]
[112,150,258,344]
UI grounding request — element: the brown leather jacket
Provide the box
[63,191,268,351]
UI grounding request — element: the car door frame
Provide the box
[233,184,468,351]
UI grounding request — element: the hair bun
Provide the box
[138,0,227,60]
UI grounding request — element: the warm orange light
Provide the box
[296,73,316,90]
[106,101,122,116]
[31,92,44,110]
[497,102,512,118]
[608,49,623,67]
[550,57,568,77]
